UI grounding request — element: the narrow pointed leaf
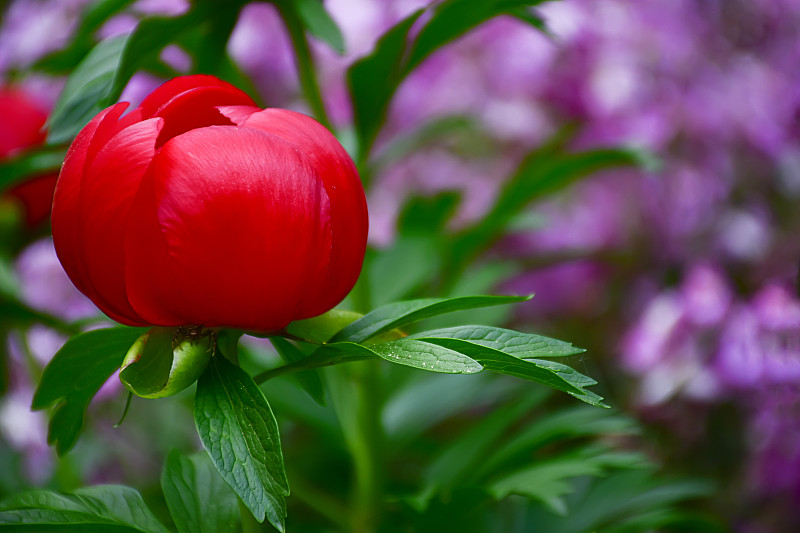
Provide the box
[332,294,531,343]
[409,336,605,407]
[407,325,584,358]
[293,0,345,54]
[194,355,289,531]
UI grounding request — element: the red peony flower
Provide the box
[52,74,368,331]
[0,88,58,228]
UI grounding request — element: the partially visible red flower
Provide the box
[0,88,57,228]
[52,75,368,331]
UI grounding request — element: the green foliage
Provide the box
[348,0,553,160]
[0,485,170,532]
[194,354,289,531]
[30,327,146,455]
[161,450,238,533]
[332,294,531,343]
[289,0,346,54]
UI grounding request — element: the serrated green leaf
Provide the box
[46,34,129,144]
[31,327,146,454]
[407,325,584,358]
[270,337,326,405]
[293,0,345,54]
[194,355,289,531]
[0,485,170,533]
[161,450,238,533]
[332,294,531,344]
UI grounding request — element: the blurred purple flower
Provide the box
[15,238,98,321]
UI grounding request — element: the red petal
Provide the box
[125,125,332,330]
[0,89,47,157]
[138,74,235,117]
[52,103,129,302]
[75,117,163,325]
[242,109,368,317]
[151,85,257,146]
[216,105,260,126]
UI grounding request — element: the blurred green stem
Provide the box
[275,1,333,131]
[327,361,384,533]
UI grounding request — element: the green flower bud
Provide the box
[120,327,214,399]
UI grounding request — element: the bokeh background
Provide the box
[1,1,800,531]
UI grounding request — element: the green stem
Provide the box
[327,361,383,533]
[275,1,333,130]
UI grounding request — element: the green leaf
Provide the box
[407,335,605,407]
[407,325,585,358]
[0,147,66,193]
[0,485,170,532]
[319,339,483,374]
[283,309,362,343]
[347,9,424,159]
[293,0,346,54]
[405,0,548,73]
[417,394,544,504]
[194,355,289,531]
[270,337,326,405]
[475,406,639,478]
[46,34,130,145]
[161,450,238,533]
[331,294,531,343]
[367,235,441,307]
[349,0,555,160]
[33,0,137,74]
[31,327,146,455]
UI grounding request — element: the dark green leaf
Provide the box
[343,339,484,374]
[475,406,639,478]
[293,0,346,54]
[161,450,238,533]
[0,485,170,532]
[407,325,585,358]
[367,235,441,307]
[46,34,129,145]
[405,0,548,73]
[31,327,146,454]
[347,9,423,159]
[0,147,66,193]
[33,0,137,74]
[408,336,605,406]
[194,355,289,531]
[270,337,326,405]
[418,394,543,502]
[331,294,531,343]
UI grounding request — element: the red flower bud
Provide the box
[1,88,58,228]
[52,75,368,331]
